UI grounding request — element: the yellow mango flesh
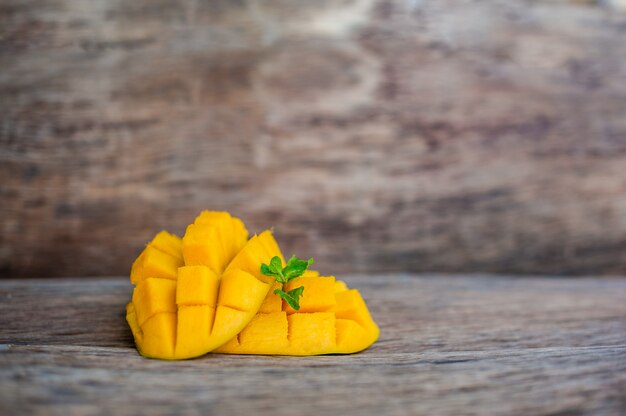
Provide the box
[284,276,336,314]
[126,212,286,359]
[130,231,184,285]
[214,277,379,355]
[126,210,379,358]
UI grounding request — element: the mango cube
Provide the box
[238,312,289,352]
[288,312,336,354]
[182,224,225,274]
[258,281,283,313]
[211,305,250,339]
[132,278,177,325]
[218,269,269,311]
[126,303,143,344]
[334,289,373,328]
[175,305,215,357]
[225,231,278,283]
[334,280,348,292]
[194,211,247,261]
[284,276,336,314]
[150,231,183,261]
[176,265,219,306]
[141,312,177,358]
[335,318,367,351]
[302,269,320,277]
[130,246,182,284]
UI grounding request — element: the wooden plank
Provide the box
[0,275,625,414]
[1,275,625,350]
[1,344,625,416]
[0,278,134,347]
[2,0,626,278]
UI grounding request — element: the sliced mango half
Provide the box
[214,275,379,355]
[126,211,285,359]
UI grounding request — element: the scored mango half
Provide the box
[126,211,284,359]
[126,210,379,359]
[215,275,379,355]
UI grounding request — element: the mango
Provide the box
[215,278,379,356]
[126,210,379,359]
[130,246,182,285]
[126,211,284,359]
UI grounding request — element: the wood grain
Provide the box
[1,274,625,415]
[2,0,626,278]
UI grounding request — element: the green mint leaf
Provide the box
[261,256,285,281]
[273,286,305,310]
[282,256,315,281]
[260,263,276,277]
[269,256,283,273]
[262,255,311,309]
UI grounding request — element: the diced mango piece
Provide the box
[176,265,219,306]
[334,289,373,328]
[182,212,250,277]
[218,269,270,311]
[194,211,248,261]
[126,302,143,344]
[284,276,336,314]
[257,231,285,265]
[193,211,233,260]
[175,305,215,357]
[288,312,336,354]
[150,231,183,261]
[231,217,248,254]
[194,211,231,224]
[130,246,182,284]
[238,312,289,352]
[211,305,250,339]
[225,233,273,282]
[335,319,367,352]
[182,223,225,274]
[334,280,348,293]
[258,281,283,313]
[140,312,177,358]
[302,269,320,278]
[132,278,177,326]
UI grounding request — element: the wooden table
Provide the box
[1,275,625,415]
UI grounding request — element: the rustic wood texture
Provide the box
[1,274,625,415]
[2,1,626,278]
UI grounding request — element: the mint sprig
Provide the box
[273,286,305,311]
[260,255,314,310]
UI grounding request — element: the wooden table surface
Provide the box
[1,274,625,415]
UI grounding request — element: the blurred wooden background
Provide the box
[1,0,626,278]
